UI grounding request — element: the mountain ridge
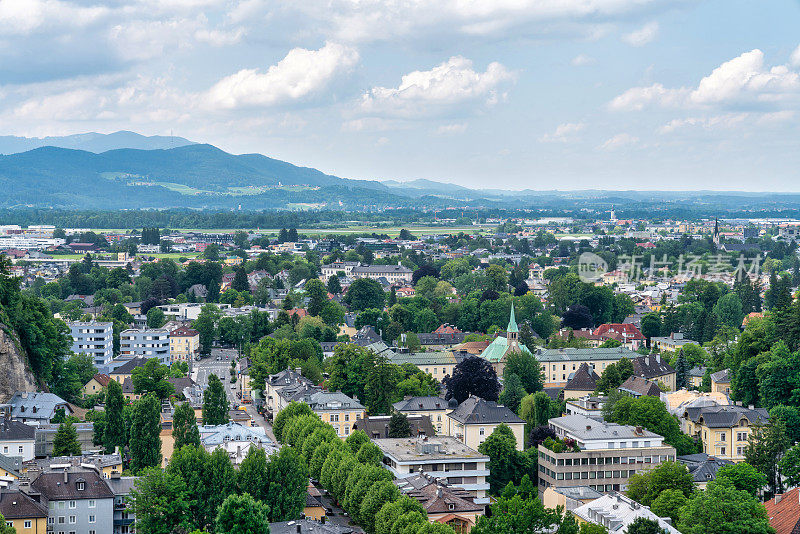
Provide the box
[0,130,196,155]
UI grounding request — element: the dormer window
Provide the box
[77,481,85,491]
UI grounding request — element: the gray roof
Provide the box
[688,366,707,378]
[683,405,769,428]
[711,369,731,383]
[393,396,453,412]
[109,357,149,376]
[618,376,662,397]
[537,346,638,362]
[269,520,355,534]
[6,393,70,421]
[550,414,662,441]
[306,391,364,411]
[0,489,47,520]
[677,453,733,483]
[0,418,35,441]
[632,354,675,379]
[31,470,114,500]
[352,265,412,275]
[564,363,600,391]
[353,415,436,439]
[105,475,137,496]
[447,396,524,425]
[416,332,469,345]
[198,422,274,447]
[0,454,21,477]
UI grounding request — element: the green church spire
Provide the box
[507,303,519,333]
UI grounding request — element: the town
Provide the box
[0,213,794,534]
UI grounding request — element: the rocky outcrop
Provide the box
[0,327,39,402]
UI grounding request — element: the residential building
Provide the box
[6,393,71,427]
[388,351,459,381]
[563,363,600,400]
[764,487,800,534]
[592,324,645,351]
[687,366,707,389]
[662,390,728,418]
[681,404,769,461]
[198,422,278,465]
[319,261,360,281]
[81,374,111,397]
[395,472,485,533]
[538,415,676,495]
[573,492,679,533]
[0,419,35,461]
[0,489,48,534]
[35,424,94,457]
[108,357,148,385]
[393,396,456,434]
[676,453,733,490]
[24,454,123,480]
[542,485,603,512]
[373,436,491,504]
[446,396,525,452]
[564,396,606,421]
[119,329,170,365]
[105,473,136,534]
[651,332,696,352]
[304,391,365,438]
[711,369,732,395]
[0,454,22,482]
[269,520,355,534]
[631,354,676,391]
[618,376,662,398]
[479,306,534,376]
[538,347,639,388]
[67,322,113,367]
[31,469,115,534]
[169,326,199,365]
[303,484,326,521]
[351,264,413,283]
[353,415,436,439]
[264,369,316,415]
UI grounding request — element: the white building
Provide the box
[573,492,680,533]
[199,422,279,465]
[120,329,170,365]
[351,264,413,284]
[68,321,114,367]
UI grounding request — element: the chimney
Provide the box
[776,494,783,504]
[63,469,68,483]
[655,354,661,364]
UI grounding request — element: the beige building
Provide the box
[305,391,365,438]
[393,396,455,434]
[82,373,111,397]
[170,325,200,364]
[389,351,458,382]
[711,369,731,396]
[542,485,602,512]
[446,396,525,452]
[0,490,48,534]
[395,472,485,534]
[682,404,768,461]
[538,347,639,388]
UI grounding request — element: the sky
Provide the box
[2,0,800,191]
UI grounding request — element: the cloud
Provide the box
[659,110,795,134]
[792,45,800,68]
[571,54,595,66]
[0,0,109,36]
[539,122,585,142]
[622,21,658,46]
[359,56,515,119]
[610,49,800,111]
[601,133,638,150]
[204,42,359,109]
[436,123,468,135]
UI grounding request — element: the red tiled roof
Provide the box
[765,487,800,534]
[593,323,645,340]
[434,323,462,334]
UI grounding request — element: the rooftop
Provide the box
[373,436,488,462]
[447,396,524,425]
[537,346,638,362]
[550,414,662,442]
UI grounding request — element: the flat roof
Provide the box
[373,436,488,462]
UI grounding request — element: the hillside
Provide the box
[0,144,422,210]
[0,130,195,154]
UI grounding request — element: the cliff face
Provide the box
[0,328,39,402]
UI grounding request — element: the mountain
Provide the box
[0,144,426,210]
[0,131,196,155]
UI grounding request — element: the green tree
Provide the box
[780,443,800,487]
[364,359,400,414]
[104,379,126,453]
[132,358,175,399]
[650,488,688,525]
[194,304,219,354]
[51,353,97,403]
[172,402,200,449]
[215,493,271,534]
[356,441,384,466]
[499,373,526,413]
[716,462,767,497]
[625,517,667,534]
[677,480,773,534]
[202,374,229,426]
[53,420,82,456]
[388,411,411,438]
[478,424,531,495]
[641,313,662,344]
[503,351,543,394]
[343,278,385,312]
[625,461,695,506]
[359,479,400,533]
[263,446,310,521]
[327,275,342,295]
[304,278,328,317]
[713,292,744,330]
[745,420,789,496]
[273,402,315,442]
[146,306,166,328]
[131,468,190,534]
[130,394,163,472]
[231,267,250,293]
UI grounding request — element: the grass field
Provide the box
[89,225,495,237]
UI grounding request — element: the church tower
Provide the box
[507,304,519,351]
[713,218,720,247]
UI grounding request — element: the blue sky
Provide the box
[2,0,800,190]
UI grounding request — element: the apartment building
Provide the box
[351,264,413,283]
[0,489,48,534]
[537,415,676,495]
[681,404,768,461]
[31,469,115,534]
[320,261,360,281]
[445,396,525,452]
[169,326,199,365]
[304,391,365,438]
[67,322,113,367]
[393,396,456,435]
[119,329,170,365]
[538,347,639,388]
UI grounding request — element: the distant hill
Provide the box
[0,131,195,155]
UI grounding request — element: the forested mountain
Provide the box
[0,131,195,154]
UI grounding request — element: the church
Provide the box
[478,305,534,376]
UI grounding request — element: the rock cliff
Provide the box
[0,327,39,402]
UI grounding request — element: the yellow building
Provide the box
[81,373,111,397]
[0,490,48,534]
[682,404,769,461]
[170,326,200,364]
[304,485,326,520]
[306,391,365,438]
[445,396,525,452]
[711,369,731,396]
[392,396,455,434]
[542,486,602,511]
[388,351,457,382]
[538,347,640,388]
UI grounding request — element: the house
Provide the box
[563,363,600,400]
[618,376,662,398]
[303,484,326,521]
[263,369,317,415]
[393,396,456,434]
[446,396,525,451]
[564,396,606,420]
[6,393,71,427]
[388,351,459,381]
[682,404,769,461]
[373,436,491,503]
[0,489,48,534]
[353,415,436,439]
[651,332,696,353]
[631,354,676,391]
[105,473,136,534]
[711,369,732,396]
[764,487,800,534]
[395,472,485,533]
[687,366,707,389]
[0,419,35,462]
[0,454,22,482]
[24,454,123,479]
[573,492,680,533]
[592,324,645,350]
[82,374,111,397]
[538,415,676,496]
[677,453,733,489]
[542,486,603,512]
[108,357,149,384]
[269,520,355,534]
[67,322,114,367]
[453,341,491,356]
[198,422,278,465]
[663,390,729,418]
[169,326,199,365]
[303,391,365,438]
[479,306,533,376]
[538,347,639,388]
[351,264,413,283]
[31,469,115,534]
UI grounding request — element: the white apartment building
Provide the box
[119,329,170,365]
[68,322,114,367]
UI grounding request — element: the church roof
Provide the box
[507,304,519,333]
[479,335,531,363]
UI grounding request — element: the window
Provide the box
[720,447,727,456]
[717,432,726,441]
[17,446,22,454]
[2,447,6,454]
[89,515,96,523]
[737,432,747,442]
[5,523,10,528]
[69,501,76,509]
[330,414,339,422]
[48,518,54,525]
[88,500,96,508]
[89,531,96,534]
[58,517,65,524]
[24,521,31,529]
[69,516,76,524]
[608,442,615,449]
[344,414,349,422]
[479,427,485,436]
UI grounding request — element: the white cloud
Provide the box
[0,0,109,36]
[622,21,658,47]
[204,42,359,109]
[539,122,585,142]
[360,56,515,118]
[791,45,800,68]
[436,123,468,135]
[195,27,245,46]
[571,54,595,66]
[611,49,800,111]
[659,110,795,134]
[601,133,638,150]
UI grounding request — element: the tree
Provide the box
[625,518,667,534]
[343,278,385,312]
[173,402,200,449]
[388,412,411,438]
[674,350,689,390]
[364,359,401,414]
[650,489,688,525]
[677,481,773,534]
[716,462,767,497]
[130,394,163,472]
[745,420,789,496]
[51,353,97,403]
[132,358,175,399]
[131,468,190,534]
[561,304,594,329]
[607,396,698,456]
[596,364,622,393]
[304,278,328,317]
[503,351,543,394]
[478,424,531,495]
[499,373,526,413]
[53,421,82,456]
[104,379,125,453]
[262,446,309,521]
[714,293,744,330]
[194,304,220,354]
[327,275,342,295]
[445,356,501,403]
[215,493,271,534]
[273,402,315,442]
[625,461,695,506]
[202,374,229,426]
[231,267,250,293]
[146,306,166,328]
[641,313,662,344]
[780,443,800,487]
